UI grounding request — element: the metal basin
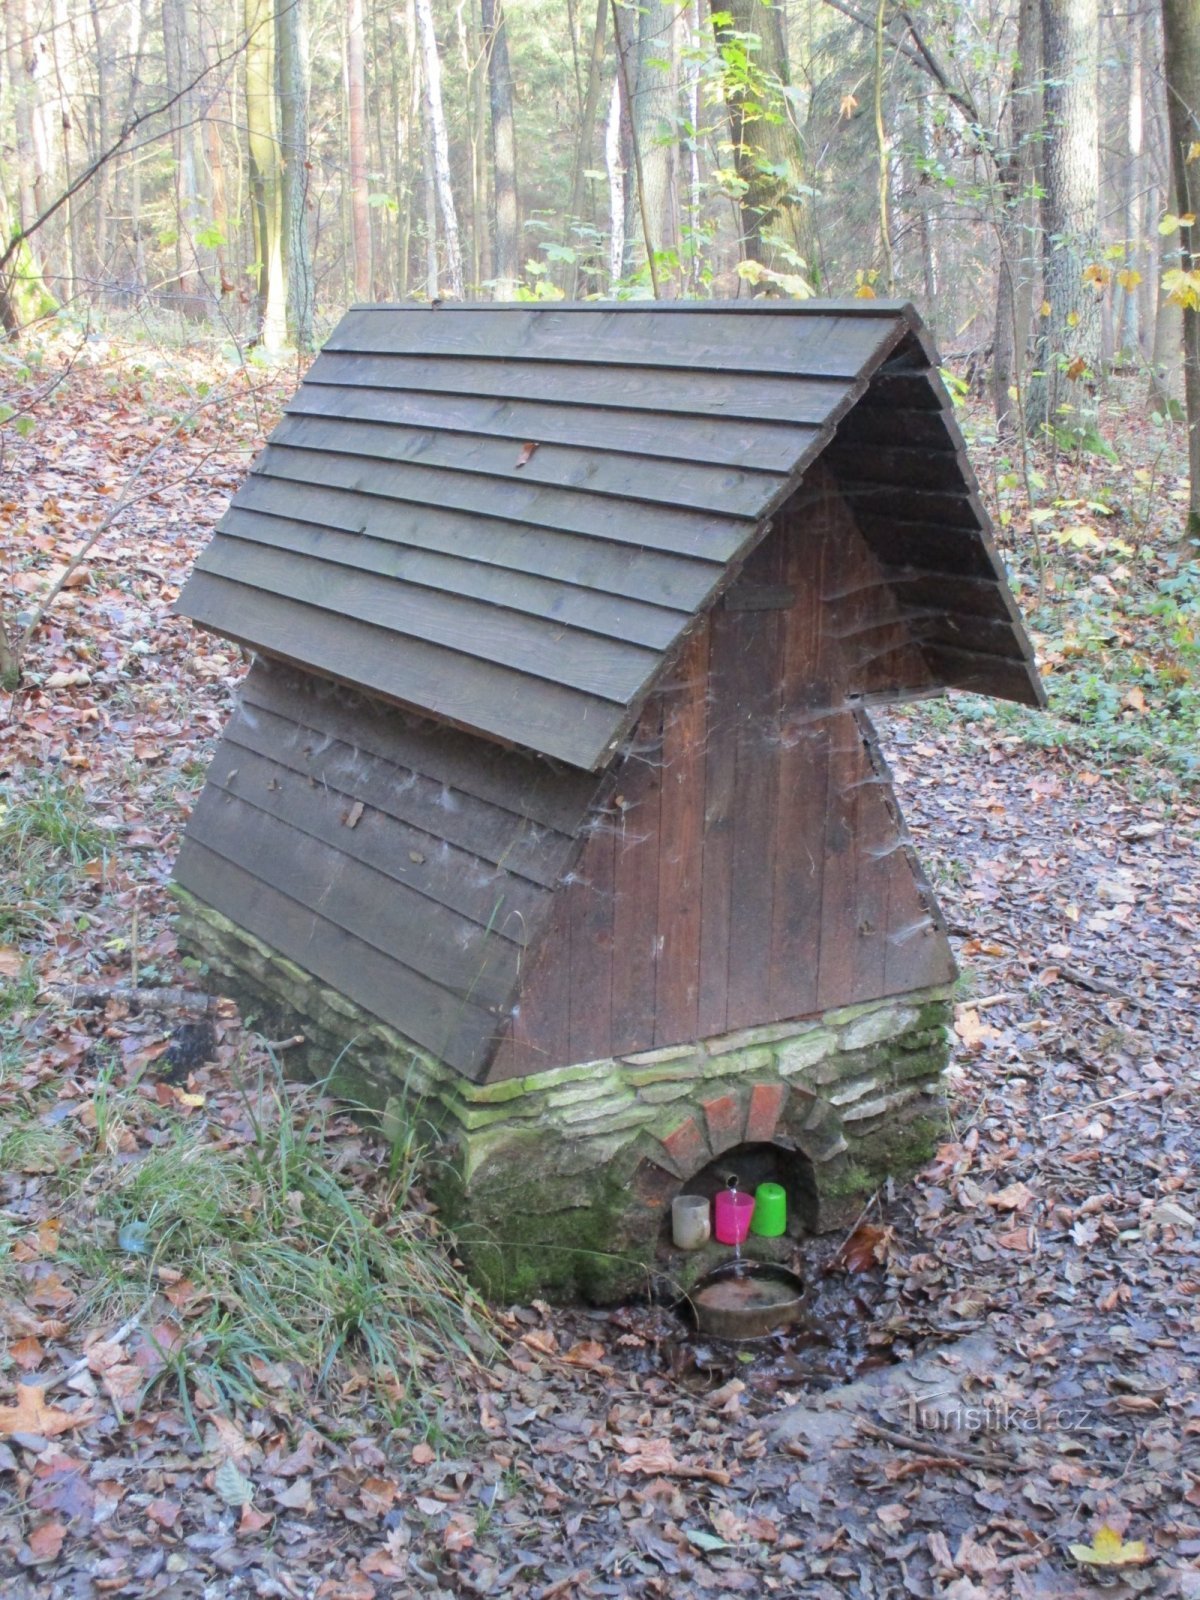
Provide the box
[689,1260,807,1341]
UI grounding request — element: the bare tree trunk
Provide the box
[399,0,420,296]
[620,0,680,290]
[1162,0,1200,531]
[993,0,1039,434]
[245,0,287,347]
[709,0,813,280]
[278,0,314,344]
[563,0,607,295]
[1119,15,1144,354]
[88,0,110,288]
[347,0,371,297]
[414,0,464,298]
[1025,0,1101,436]
[605,77,625,290]
[481,0,519,297]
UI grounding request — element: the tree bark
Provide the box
[245,0,287,348]
[1024,0,1101,436]
[414,0,464,298]
[347,0,371,298]
[481,0,519,297]
[1162,0,1200,531]
[993,0,1039,435]
[562,0,607,295]
[620,0,680,289]
[278,0,314,344]
[709,0,813,280]
[162,0,205,306]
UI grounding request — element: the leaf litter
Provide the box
[0,340,1197,1596]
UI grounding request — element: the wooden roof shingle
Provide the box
[176,300,1043,769]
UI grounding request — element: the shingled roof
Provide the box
[176,301,1042,771]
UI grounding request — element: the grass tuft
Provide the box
[48,1061,495,1419]
[0,774,114,943]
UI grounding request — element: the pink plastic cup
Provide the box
[713,1189,755,1246]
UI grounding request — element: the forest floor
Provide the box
[0,330,1198,1599]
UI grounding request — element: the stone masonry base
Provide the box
[175,890,953,1302]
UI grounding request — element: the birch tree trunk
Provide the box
[278,0,314,344]
[605,76,625,290]
[1161,0,1200,531]
[414,0,464,298]
[481,0,519,297]
[1024,0,1101,435]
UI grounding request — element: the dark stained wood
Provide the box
[218,509,686,652]
[176,300,1050,1087]
[253,443,758,562]
[287,381,821,474]
[195,536,658,703]
[187,786,519,1008]
[882,566,1020,618]
[327,305,902,379]
[306,350,854,426]
[489,465,959,1078]
[567,809,616,1065]
[767,497,831,1023]
[836,482,982,531]
[178,299,1043,775]
[725,537,784,1031]
[653,629,708,1045]
[487,894,574,1079]
[175,838,500,1074]
[695,603,737,1040]
[922,644,1047,705]
[223,710,571,890]
[912,611,1031,660]
[270,411,788,520]
[205,742,543,941]
[242,659,600,835]
[230,474,723,614]
[850,513,1005,579]
[609,703,665,1054]
[182,571,636,770]
[830,405,956,450]
[824,440,968,492]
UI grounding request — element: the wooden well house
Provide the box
[173,301,1043,1299]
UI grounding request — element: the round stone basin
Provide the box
[689,1260,807,1341]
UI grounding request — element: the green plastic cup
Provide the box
[751,1182,787,1237]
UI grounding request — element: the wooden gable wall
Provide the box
[488,464,957,1082]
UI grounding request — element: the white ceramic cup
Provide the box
[672,1193,711,1250]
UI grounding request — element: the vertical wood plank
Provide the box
[610,701,665,1054]
[653,628,709,1046]
[567,809,616,1064]
[767,494,829,1020]
[696,606,737,1039]
[487,892,573,1080]
[725,535,784,1030]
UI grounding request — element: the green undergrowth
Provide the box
[1,1060,495,1423]
[915,552,1200,797]
[0,773,115,945]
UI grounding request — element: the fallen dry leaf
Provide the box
[616,1436,733,1484]
[0,1383,92,1441]
[1069,1524,1149,1567]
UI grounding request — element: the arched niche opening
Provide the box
[661,1140,819,1246]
